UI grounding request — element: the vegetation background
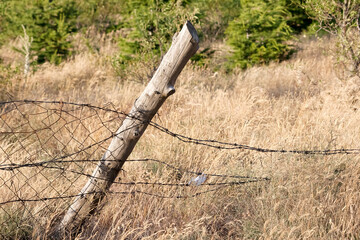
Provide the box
[1,0,360,239]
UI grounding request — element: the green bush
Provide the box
[190,0,242,40]
[75,0,124,33]
[226,0,293,69]
[0,0,312,70]
[112,0,197,80]
[1,0,79,65]
[0,0,124,66]
[225,0,311,69]
[29,0,79,65]
[0,210,32,240]
[0,0,32,45]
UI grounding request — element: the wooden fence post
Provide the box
[57,21,199,233]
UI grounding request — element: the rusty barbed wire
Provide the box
[150,123,360,155]
[0,158,267,180]
[0,99,358,237]
[0,99,270,237]
[0,178,267,207]
[2,100,359,155]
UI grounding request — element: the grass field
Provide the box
[1,34,360,239]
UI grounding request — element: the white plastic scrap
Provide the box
[188,173,207,186]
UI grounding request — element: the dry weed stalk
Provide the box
[19,25,33,78]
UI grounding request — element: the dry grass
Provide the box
[1,35,360,239]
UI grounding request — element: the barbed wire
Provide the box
[0,177,270,206]
[0,185,239,207]
[151,122,360,155]
[0,158,267,180]
[0,160,268,186]
[0,99,357,237]
[2,100,359,155]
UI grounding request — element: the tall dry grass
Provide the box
[1,35,360,239]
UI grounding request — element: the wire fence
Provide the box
[0,100,359,237]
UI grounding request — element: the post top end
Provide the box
[185,21,199,44]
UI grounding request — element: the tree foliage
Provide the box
[226,0,311,69]
[300,0,360,76]
[114,0,196,69]
[75,0,124,33]
[0,0,313,70]
[0,0,123,65]
[189,0,242,40]
[1,0,79,65]
[29,0,79,65]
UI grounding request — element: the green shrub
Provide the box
[75,0,124,33]
[0,210,33,239]
[190,0,242,40]
[0,0,124,66]
[0,0,312,70]
[0,0,79,65]
[0,0,33,46]
[29,0,79,65]
[226,0,294,69]
[225,0,311,69]
[286,0,313,34]
[112,0,197,80]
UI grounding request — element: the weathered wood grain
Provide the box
[57,21,199,233]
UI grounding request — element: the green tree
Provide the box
[286,0,312,34]
[75,0,124,33]
[226,0,294,69]
[112,0,197,79]
[225,0,312,69]
[0,0,34,46]
[0,0,79,65]
[29,0,79,65]
[189,0,242,40]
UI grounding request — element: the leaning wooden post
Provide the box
[58,21,199,231]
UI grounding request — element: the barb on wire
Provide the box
[150,122,360,155]
[2,100,359,155]
[0,177,268,207]
[0,156,270,194]
[0,158,267,180]
[0,99,357,230]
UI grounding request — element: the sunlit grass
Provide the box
[1,35,360,239]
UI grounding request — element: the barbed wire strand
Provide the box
[0,99,357,235]
[0,158,267,180]
[0,179,266,206]
[2,100,359,155]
